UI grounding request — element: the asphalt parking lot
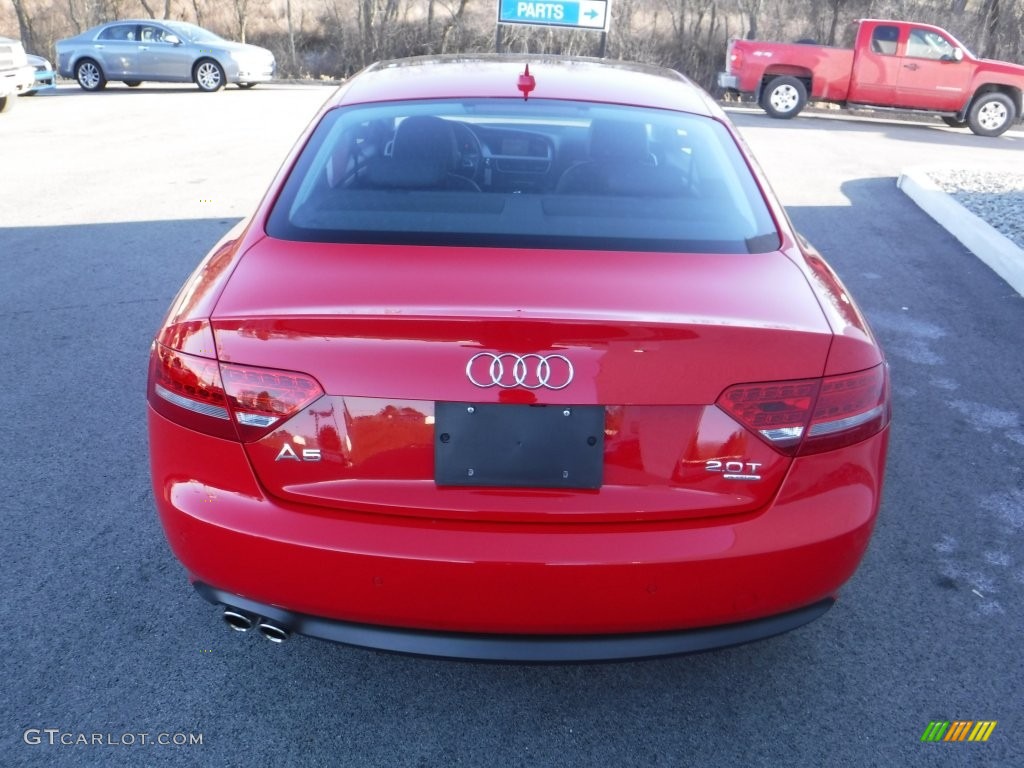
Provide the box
[2,83,1023,767]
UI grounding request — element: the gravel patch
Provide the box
[926,169,1024,250]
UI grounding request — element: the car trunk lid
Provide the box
[211,239,833,522]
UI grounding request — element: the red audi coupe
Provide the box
[148,55,890,660]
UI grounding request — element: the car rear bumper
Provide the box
[150,406,887,654]
[195,581,834,661]
[717,73,740,90]
[56,55,73,79]
[2,64,36,94]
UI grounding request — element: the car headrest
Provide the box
[588,119,650,162]
[365,116,459,189]
[392,115,459,171]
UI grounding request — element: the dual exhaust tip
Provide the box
[222,608,290,643]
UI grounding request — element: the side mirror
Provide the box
[953,47,964,62]
[165,34,181,45]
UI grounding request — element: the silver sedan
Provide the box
[56,20,275,92]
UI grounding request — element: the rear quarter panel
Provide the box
[731,40,854,101]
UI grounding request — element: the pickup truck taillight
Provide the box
[727,41,742,74]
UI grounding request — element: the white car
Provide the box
[23,54,57,95]
[1,36,35,112]
[56,20,275,92]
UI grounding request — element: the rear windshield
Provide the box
[266,99,780,254]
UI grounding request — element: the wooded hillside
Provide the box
[5,0,1023,92]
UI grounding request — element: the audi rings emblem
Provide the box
[466,353,575,390]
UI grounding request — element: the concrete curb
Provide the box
[898,167,1024,298]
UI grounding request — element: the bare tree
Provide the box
[233,0,251,42]
[139,0,173,17]
[357,0,403,65]
[286,0,297,70]
[66,0,84,34]
[981,0,1000,58]
[824,0,845,45]
[438,0,471,54]
[9,0,37,53]
[737,0,763,39]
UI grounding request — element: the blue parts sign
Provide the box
[497,0,610,31]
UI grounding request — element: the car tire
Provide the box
[124,80,142,87]
[941,116,967,128]
[760,76,807,119]
[0,94,14,113]
[967,92,1016,137]
[75,59,107,91]
[194,59,225,92]
[237,82,257,89]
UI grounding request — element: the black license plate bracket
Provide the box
[434,403,604,489]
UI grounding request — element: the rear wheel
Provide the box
[124,80,142,87]
[75,59,106,91]
[760,76,807,119]
[194,59,225,92]
[967,92,1016,137]
[237,82,257,89]
[0,94,14,113]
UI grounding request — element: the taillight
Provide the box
[728,43,742,74]
[717,364,890,456]
[220,363,323,441]
[148,321,323,442]
[150,343,236,440]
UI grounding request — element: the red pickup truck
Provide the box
[718,19,1024,136]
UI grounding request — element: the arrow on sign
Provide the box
[585,9,599,19]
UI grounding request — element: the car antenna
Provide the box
[517,64,535,101]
